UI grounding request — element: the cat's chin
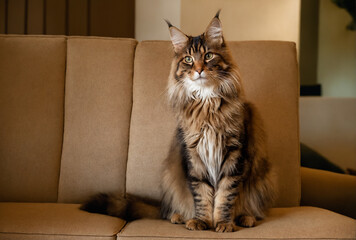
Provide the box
[194,78,208,85]
[184,77,217,100]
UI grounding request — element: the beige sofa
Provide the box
[0,35,355,240]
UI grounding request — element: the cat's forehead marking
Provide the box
[192,36,201,51]
[187,35,207,55]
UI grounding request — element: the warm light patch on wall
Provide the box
[135,0,181,41]
[180,0,301,50]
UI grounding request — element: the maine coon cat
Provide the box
[81,11,275,233]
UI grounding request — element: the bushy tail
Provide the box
[80,193,161,221]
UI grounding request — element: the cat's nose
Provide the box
[196,68,203,74]
[193,70,206,80]
[200,71,206,78]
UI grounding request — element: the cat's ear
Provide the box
[165,20,188,53]
[205,10,223,46]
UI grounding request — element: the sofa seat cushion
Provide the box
[0,203,125,240]
[118,207,356,239]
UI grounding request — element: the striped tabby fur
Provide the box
[161,11,275,232]
[81,11,275,233]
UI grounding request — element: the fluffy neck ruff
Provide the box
[168,69,243,111]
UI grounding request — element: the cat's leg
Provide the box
[213,148,242,232]
[185,179,214,230]
[213,176,240,232]
[184,154,214,230]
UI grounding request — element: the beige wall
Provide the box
[135,0,181,41]
[181,0,300,48]
[136,0,301,50]
[317,0,356,97]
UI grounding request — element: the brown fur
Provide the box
[80,193,160,221]
[81,12,274,233]
[161,12,275,232]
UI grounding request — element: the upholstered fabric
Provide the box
[127,41,300,207]
[0,235,114,240]
[118,207,356,239]
[0,35,66,202]
[126,41,177,202]
[301,167,356,219]
[58,37,137,203]
[1,36,354,240]
[0,203,125,240]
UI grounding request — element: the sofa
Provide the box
[0,35,355,240]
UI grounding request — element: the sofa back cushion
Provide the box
[127,41,300,207]
[58,37,137,203]
[0,36,137,203]
[0,36,66,202]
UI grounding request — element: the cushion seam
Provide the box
[117,236,355,240]
[123,38,138,199]
[56,34,68,203]
[295,41,302,207]
[117,220,131,234]
[0,231,118,238]
[0,34,137,43]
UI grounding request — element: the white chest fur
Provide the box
[184,78,217,100]
[196,126,223,187]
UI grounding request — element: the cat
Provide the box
[81,11,275,233]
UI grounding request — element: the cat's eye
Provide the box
[184,56,193,63]
[205,52,214,61]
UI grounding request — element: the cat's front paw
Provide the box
[215,222,238,233]
[185,218,208,231]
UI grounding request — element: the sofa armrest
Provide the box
[301,167,356,218]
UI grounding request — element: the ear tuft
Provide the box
[215,9,221,19]
[168,25,189,53]
[205,14,223,45]
[164,19,173,28]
